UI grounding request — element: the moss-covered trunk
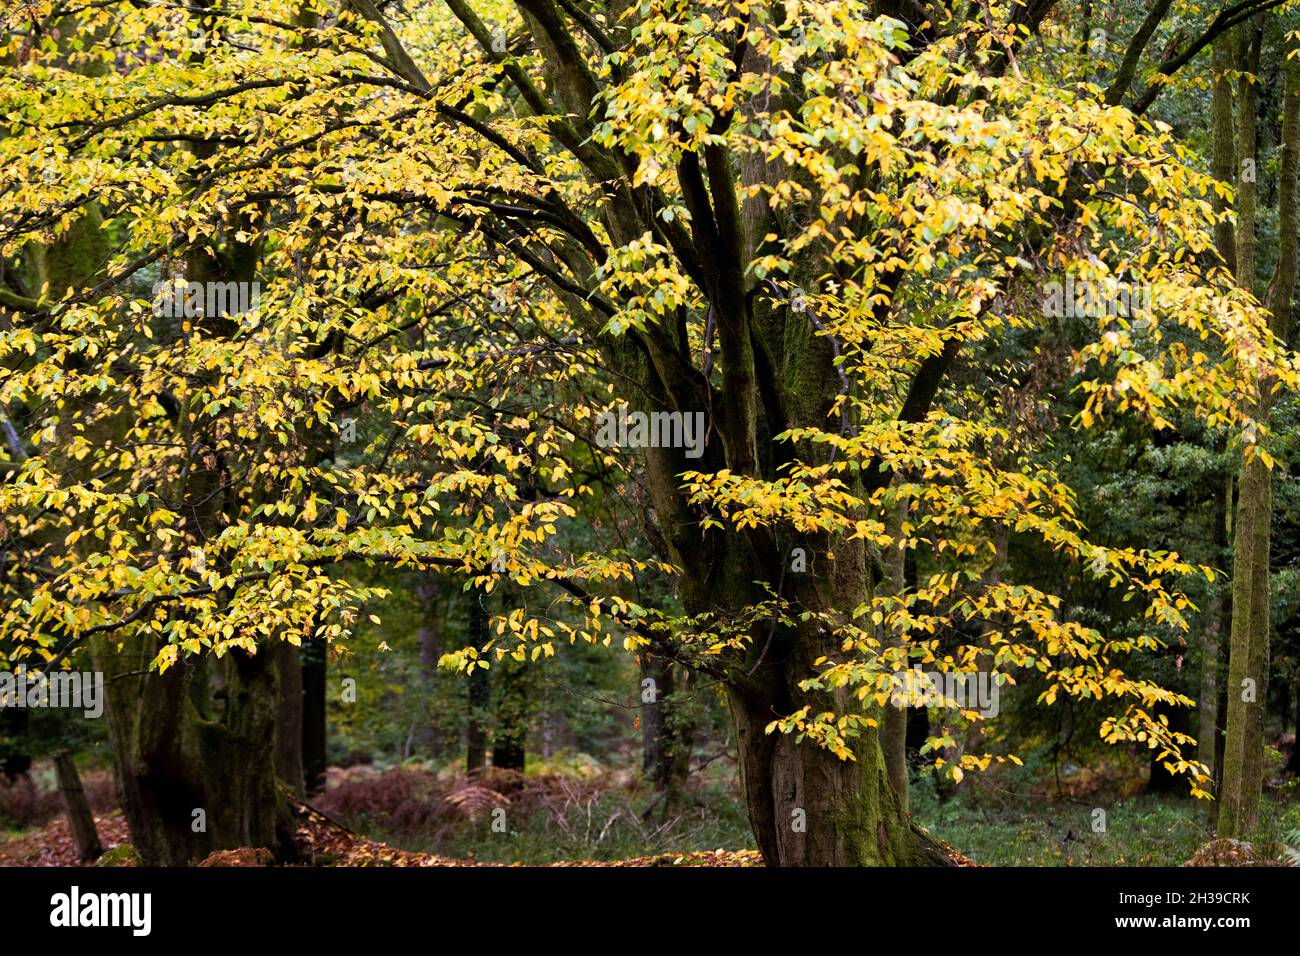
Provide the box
[1218,28,1296,838]
[674,529,938,866]
[729,677,913,865]
[90,635,295,866]
[1218,452,1272,836]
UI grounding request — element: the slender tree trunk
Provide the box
[492,654,528,773]
[415,572,442,760]
[1287,685,1300,776]
[1198,475,1229,778]
[661,665,696,817]
[1210,39,1237,273]
[1201,598,1222,780]
[639,654,696,816]
[53,751,102,862]
[274,641,305,799]
[1221,455,1272,835]
[640,654,668,782]
[301,636,327,795]
[1220,33,1296,837]
[1215,631,1231,791]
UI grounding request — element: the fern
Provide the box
[1283,829,1300,867]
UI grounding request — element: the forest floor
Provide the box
[0,806,1284,868]
[0,804,983,867]
[0,808,766,867]
[2,761,1294,866]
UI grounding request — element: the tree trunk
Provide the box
[719,559,938,866]
[1214,633,1230,792]
[1220,454,1272,835]
[53,751,102,862]
[640,654,667,782]
[89,637,295,865]
[1286,685,1300,776]
[640,654,696,817]
[729,684,917,866]
[415,572,442,760]
[1219,32,1296,838]
[274,641,305,799]
[492,653,528,773]
[1210,39,1237,272]
[1198,474,1230,777]
[301,635,327,795]
[662,665,696,818]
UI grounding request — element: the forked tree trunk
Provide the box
[702,547,944,866]
[727,617,933,866]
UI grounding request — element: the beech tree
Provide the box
[0,0,1294,866]
[1215,22,1299,840]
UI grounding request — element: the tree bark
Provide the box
[1286,685,1300,776]
[640,654,696,817]
[1220,454,1272,835]
[1210,39,1237,274]
[1198,474,1230,778]
[54,751,102,862]
[492,653,528,773]
[274,641,305,799]
[640,653,667,783]
[301,635,327,795]
[90,637,295,865]
[415,572,442,760]
[1220,31,1296,837]
[728,649,920,866]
